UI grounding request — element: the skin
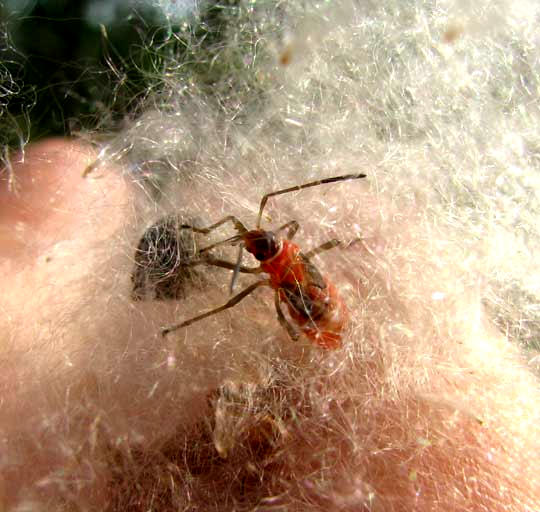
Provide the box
[0,139,539,510]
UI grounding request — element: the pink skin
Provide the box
[0,139,128,261]
[1,139,539,510]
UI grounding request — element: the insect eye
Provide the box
[245,231,278,261]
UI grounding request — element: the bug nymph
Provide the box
[161,173,366,349]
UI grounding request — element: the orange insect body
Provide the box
[259,239,304,287]
[160,173,366,349]
[254,238,348,349]
[297,279,348,349]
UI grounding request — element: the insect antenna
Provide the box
[256,173,367,228]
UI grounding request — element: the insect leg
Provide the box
[186,254,262,274]
[304,239,342,259]
[229,246,244,295]
[161,279,270,337]
[274,292,300,341]
[256,173,366,228]
[304,237,363,260]
[179,215,248,236]
[275,220,300,240]
[180,216,249,255]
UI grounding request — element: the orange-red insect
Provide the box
[161,174,366,349]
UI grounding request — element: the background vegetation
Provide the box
[0,0,264,148]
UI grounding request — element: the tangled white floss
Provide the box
[1,1,539,510]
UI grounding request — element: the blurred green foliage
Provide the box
[0,0,258,147]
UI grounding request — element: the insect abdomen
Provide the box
[282,279,347,349]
